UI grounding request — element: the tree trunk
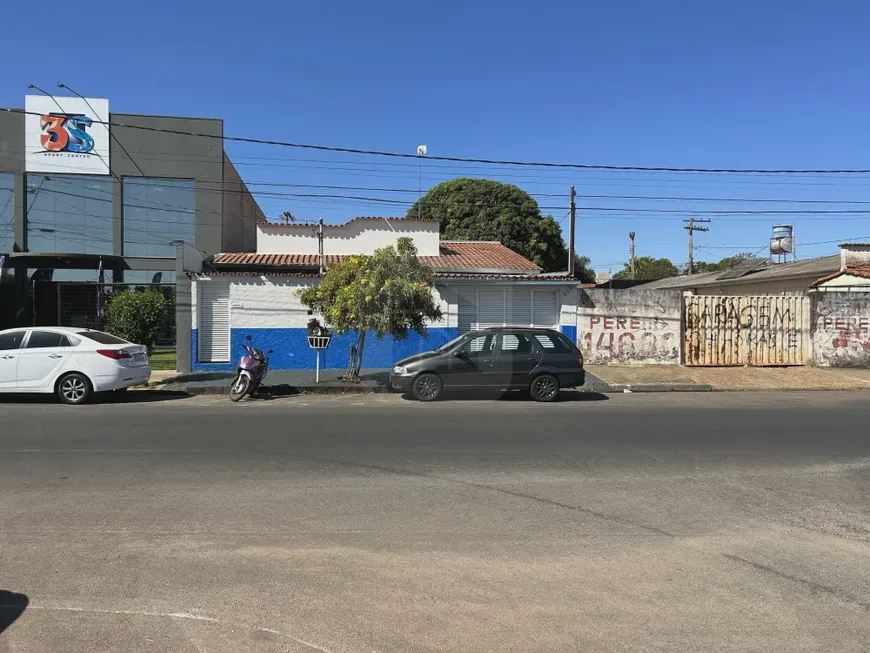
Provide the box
[352,330,367,379]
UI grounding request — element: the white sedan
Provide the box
[0,327,151,404]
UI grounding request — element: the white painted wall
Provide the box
[257,219,441,256]
[841,244,870,269]
[192,275,453,330]
[817,274,870,291]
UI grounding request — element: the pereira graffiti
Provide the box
[580,316,679,364]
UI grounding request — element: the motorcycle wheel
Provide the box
[229,374,251,402]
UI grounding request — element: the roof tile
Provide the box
[213,242,541,273]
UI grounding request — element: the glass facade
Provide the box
[123,269,176,285]
[123,178,195,257]
[26,175,114,254]
[0,173,14,253]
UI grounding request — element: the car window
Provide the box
[78,330,129,345]
[462,334,495,357]
[25,331,72,349]
[533,333,574,353]
[0,332,25,351]
[500,333,534,355]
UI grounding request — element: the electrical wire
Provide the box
[5,108,870,174]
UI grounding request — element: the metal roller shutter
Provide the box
[477,288,506,328]
[531,290,559,328]
[507,288,532,327]
[198,280,231,362]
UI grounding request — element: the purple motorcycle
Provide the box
[229,335,272,402]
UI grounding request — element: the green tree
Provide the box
[614,256,680,281]
[298,237,443,379]
[684,252,755,275]
[574,255,596,284]
[105,290,172,354]
[406,178,572,272]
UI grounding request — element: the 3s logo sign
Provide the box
[40,113,95,154]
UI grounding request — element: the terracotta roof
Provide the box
[257,216,437,228]
[213,242,540,273]
[812,266,870,287]
[213,253,343,266]
[419,242,540,272]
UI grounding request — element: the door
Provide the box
[16,330,76,390]
[442,332,498,387]
[683,295,809,366]
[490,332,540,388]
[0,331,26,390]
[198,280,231,363]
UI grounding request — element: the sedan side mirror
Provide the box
[454,350,468,358]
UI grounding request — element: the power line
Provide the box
[5,107,870,175]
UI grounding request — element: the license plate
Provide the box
[134,353,146,362]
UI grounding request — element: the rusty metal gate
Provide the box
[683,295,810,366]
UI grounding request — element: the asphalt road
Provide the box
[1,391,870,652]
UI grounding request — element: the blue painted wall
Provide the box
[191,327,460,371]
[560,324,577,346]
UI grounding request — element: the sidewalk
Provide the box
[146,368,391,395]
[143,366,870,395]
[586,364,870,392]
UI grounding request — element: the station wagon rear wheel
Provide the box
[412,373,442,401]
[530,374,560,402]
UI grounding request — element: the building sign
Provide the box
[25,95,110,175]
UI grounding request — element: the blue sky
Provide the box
[4,0,870,273]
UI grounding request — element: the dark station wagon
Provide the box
[390,327,585,402]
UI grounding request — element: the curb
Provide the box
[601,383,713,393]
[152,383,390,396]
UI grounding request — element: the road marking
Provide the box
[7,603,338,653]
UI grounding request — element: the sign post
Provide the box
[307,320,332,383]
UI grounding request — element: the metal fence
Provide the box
[32,281,176,346]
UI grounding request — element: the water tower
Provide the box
[769,224,795,263]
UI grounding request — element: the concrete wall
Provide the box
[221,154,261,253]
[812,292,870,367]
[577,288,682,364]
[257,219,441,256]
[0,108,261,260]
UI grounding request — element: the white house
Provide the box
[811,243,870,291]
[186,218,579,371]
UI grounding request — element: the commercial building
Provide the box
[185,218,579,372]
[0,95,263,346]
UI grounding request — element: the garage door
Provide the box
[198,279,231,362]
[457,287,560,332]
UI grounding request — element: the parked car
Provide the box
[390,327,584,402]
[0,327,151,405]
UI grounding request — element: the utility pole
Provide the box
[568,185,576,277]
[629,232,636,280]
[683,218,710,275]
[317,217,325,275]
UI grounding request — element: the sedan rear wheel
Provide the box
[412,373,443,402]
[530,374,560,402]
[57,373,92,405]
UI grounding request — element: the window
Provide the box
[0,331,25,350]
[123,178,195,257]
[463,334,495,356]
[78,330,128,345]
[26,175,114,254]
[500,333,534,355]
[0,173,13,254]
[25,331,71,348]
[534,333,574,353]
